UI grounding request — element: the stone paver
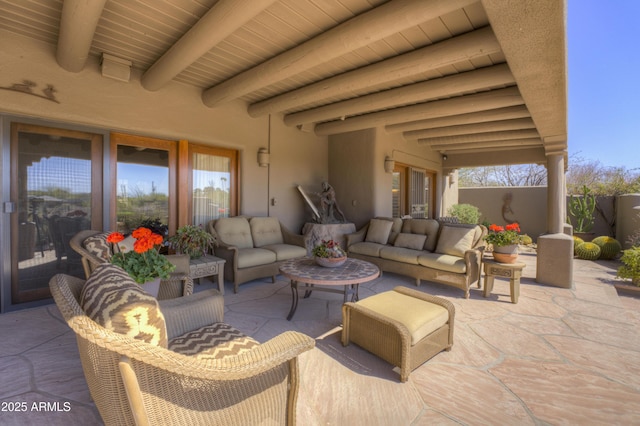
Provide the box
[1,254,639,425]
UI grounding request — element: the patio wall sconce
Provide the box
[384,156,395,173]
[257,148,270,167]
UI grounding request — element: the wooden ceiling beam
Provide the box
[283,63,514,127]
[404,117,536,140]
[419,129,539,145]
[201,0,477,107]
[314,86,524,136]
[386,105,531,133]
[56,0,107,72]
[427,138,542,151]
[251,26,501,118]
[141,0,276,91]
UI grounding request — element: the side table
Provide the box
[189,254,226,295]
[483,259,525,303]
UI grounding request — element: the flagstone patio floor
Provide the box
[1,251,640,425]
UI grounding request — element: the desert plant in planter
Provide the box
[617,247,640,286]
[168,225,216,259]
[568,185,596,239]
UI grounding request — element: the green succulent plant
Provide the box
[591,236,621,260]
[573,236,585,255]
[568,185,596,233]
[575,242,601,260]
[520,234,533,245]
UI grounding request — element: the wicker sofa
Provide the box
[346,218,487,298]
[50,264,315,426]
[207,216,308,293]
[70,229,193,300]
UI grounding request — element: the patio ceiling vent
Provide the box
[101,53,132,83]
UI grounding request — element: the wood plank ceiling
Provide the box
[0,0,567,167]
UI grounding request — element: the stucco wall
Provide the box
[460,187,623,242]
[0,30,327,232]
[328,128,446,229]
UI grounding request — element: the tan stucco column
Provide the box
[536,153,573,288]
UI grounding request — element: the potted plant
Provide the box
[106,227,176,296]
[167,224,216,259]
[484,223,522,263]
[312,239,347,267]
[568,185,596,241]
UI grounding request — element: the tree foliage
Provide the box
[458,164,547,187]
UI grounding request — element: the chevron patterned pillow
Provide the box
[169,323,259,360]
[83,232,113,261]
[80,264,168,347]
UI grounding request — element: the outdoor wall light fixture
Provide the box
[257,147,270,167]
[442,154,448,161]
[384,156,395,173]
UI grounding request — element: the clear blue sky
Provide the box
[568,0,640,170]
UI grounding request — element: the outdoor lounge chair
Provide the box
[50,266,315,425]
[70,229,193,299]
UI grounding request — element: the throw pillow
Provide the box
[393,233,427,250]
[365,219,393,244]
[83,232,112,261]
[80,264,168,347]
[435,226,476,257]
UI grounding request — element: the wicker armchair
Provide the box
[70,229,193,299]
[50,273,315,426]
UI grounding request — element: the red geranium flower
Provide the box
[107,232,125,244]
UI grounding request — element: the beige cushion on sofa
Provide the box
[394,233,427,250]
[418,252,467,274]
[250,217,284,247]
[435,225,476,257]
[262,243,307,261]
[236,247,277,268]
[214,217,254,249]
[80,264,168,348]
[365,218,393,244]
[349,241,386,257]
[357,291,449,345]
[380,246,421,265]
[401,219,440,251]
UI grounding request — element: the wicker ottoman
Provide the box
[342,286,455,382]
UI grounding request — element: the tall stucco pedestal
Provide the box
[302,223,356,256]
[536,233,574,289]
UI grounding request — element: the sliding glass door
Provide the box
[10,123,102,304]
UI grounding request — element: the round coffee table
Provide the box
[279,257,380,320]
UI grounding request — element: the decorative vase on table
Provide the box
[484,223,522,264]
[312,239,347,268]
[315,256,347,268]
[493,244,519,264]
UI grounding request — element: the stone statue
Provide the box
[316,182,347,224]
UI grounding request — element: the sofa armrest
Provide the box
[281,223,308,248]
[160,289,225,339]
[346,223,369,249]
[463,246,485,284]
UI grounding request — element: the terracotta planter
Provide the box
[315,256,347,268]
[574,232,595,242]
[492,244,519,264]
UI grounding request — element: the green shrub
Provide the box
[447,204,481,224]
[617,247,640,286]
[591,236,622,260]
[575,242,601,260]
[520,234,533,245]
